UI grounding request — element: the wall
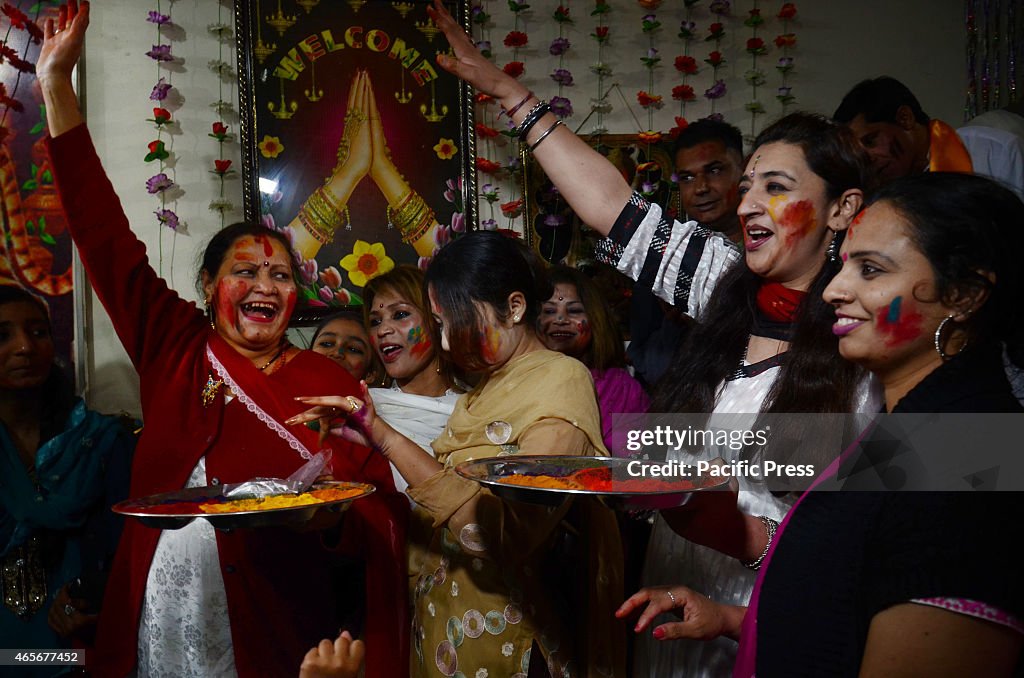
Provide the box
[80,0,964,415]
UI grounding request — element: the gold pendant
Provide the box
[202,373,224,407]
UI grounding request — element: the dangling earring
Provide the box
[933,314,968,360]
[205,297,215,330]
[826,231,841,264]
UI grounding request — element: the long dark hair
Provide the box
[0,286,77,444]
[426,232,551,372]
[653,113,872,414]
[868,172,1024,367]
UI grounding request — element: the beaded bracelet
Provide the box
[528,119,564,152]
[499,91,534,119]
[514,101,550,139]
[740,515,779,571]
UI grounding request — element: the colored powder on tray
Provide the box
[498,467,692,493]
[198,487,363,514]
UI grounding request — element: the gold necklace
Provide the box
[201,342,290,407]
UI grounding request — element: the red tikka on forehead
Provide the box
[254,233,275,257]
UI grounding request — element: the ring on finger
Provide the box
[346,396,362,413]
[665,590,677,608]
[64,603,76,617]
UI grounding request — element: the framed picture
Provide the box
[0,5,84,388]
[523,134,679,266]
[236,0,475,323]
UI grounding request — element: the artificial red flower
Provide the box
[213,159,233,175]
[637,0,661,8]
[777,3,797,20]
[746,37,766,53]
[503,31,529,48]
[672,85,696,101]
[211,121,229,138]
[553,5,571,21]
[637,130,662,144]
[1,4,42,43]
[709,22,723,34]
[144,140,169,162]
[500,198,525,217]
[593,26,609,40]
[476,157,502,174]
[674,55,698,74]
[636,91,663,108]
[475,123,500,139]
[706,51,725,66]
[669,116,689,139]
[151,107,171,124]
[496,228,522,240]
[503,61,525,78]
[774,33,797,48]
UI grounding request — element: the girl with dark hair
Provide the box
[36,6,407,676]
[289,232,625,676]
[539,265,649,454]
[631,173,1024,676]
[0,286,135,675]
[310,310,382,385]
[427,5,879,673]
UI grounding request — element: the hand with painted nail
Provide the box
[615,585,744,642]
[299,630,365,678]
[288,382,392,451]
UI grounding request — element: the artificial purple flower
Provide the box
[543,213,567,227]
[550,68,574,86]
[641,181,657,194]
[550,95,574,118]
[704,80,727,100]
[506,155,523,172]
[154,208,179,231]
[480,218,498,231]
[778,86,793,97]
[549,37,570,56]
[147,11,171,25]
[150,78,172,101]
[476,40,492,57]
[705,112,725,122]
[146,45,174,62]
[643,13,657,22]
[777,56,794,70]
[145,172,175,194]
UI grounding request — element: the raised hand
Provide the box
[615,585,741,642]
[427,0,526,103]
[38,0,89,85]
[288,382,386,450]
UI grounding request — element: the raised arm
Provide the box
[37,0,88,137]
[428,0,631,235]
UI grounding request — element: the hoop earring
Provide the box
[933,314,968,360]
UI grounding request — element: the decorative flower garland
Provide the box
[207,3,236,225]
[589,1,612,136]
[144,2,182,277]
[636,6,662,146]
[671,0,700,138]
[703,0,729,119]
[743,1,767,141]
[775,2,797,112]
[0,3,44,144]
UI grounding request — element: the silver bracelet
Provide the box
[527,119,564,152]
[740,515,779,571]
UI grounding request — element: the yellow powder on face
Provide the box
[198,487,363,513]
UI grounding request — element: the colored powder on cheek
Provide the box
[575,320,592,350]
[779,200,817,246]
[283,288,298,318]
[875,296,924,346]
[408,326,432,358]
[215,279,248,327]
[481,326,502,361]
[841,252,848,262]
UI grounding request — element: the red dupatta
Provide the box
[208,333,410,677]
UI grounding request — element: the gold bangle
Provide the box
[298,207,331,244]
[298,187,350,244]
[402,210,436,244]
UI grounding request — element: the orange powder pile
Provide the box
[199,487,363,514]
[497,467,690,493]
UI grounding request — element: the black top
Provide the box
[754,345,1024,676]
